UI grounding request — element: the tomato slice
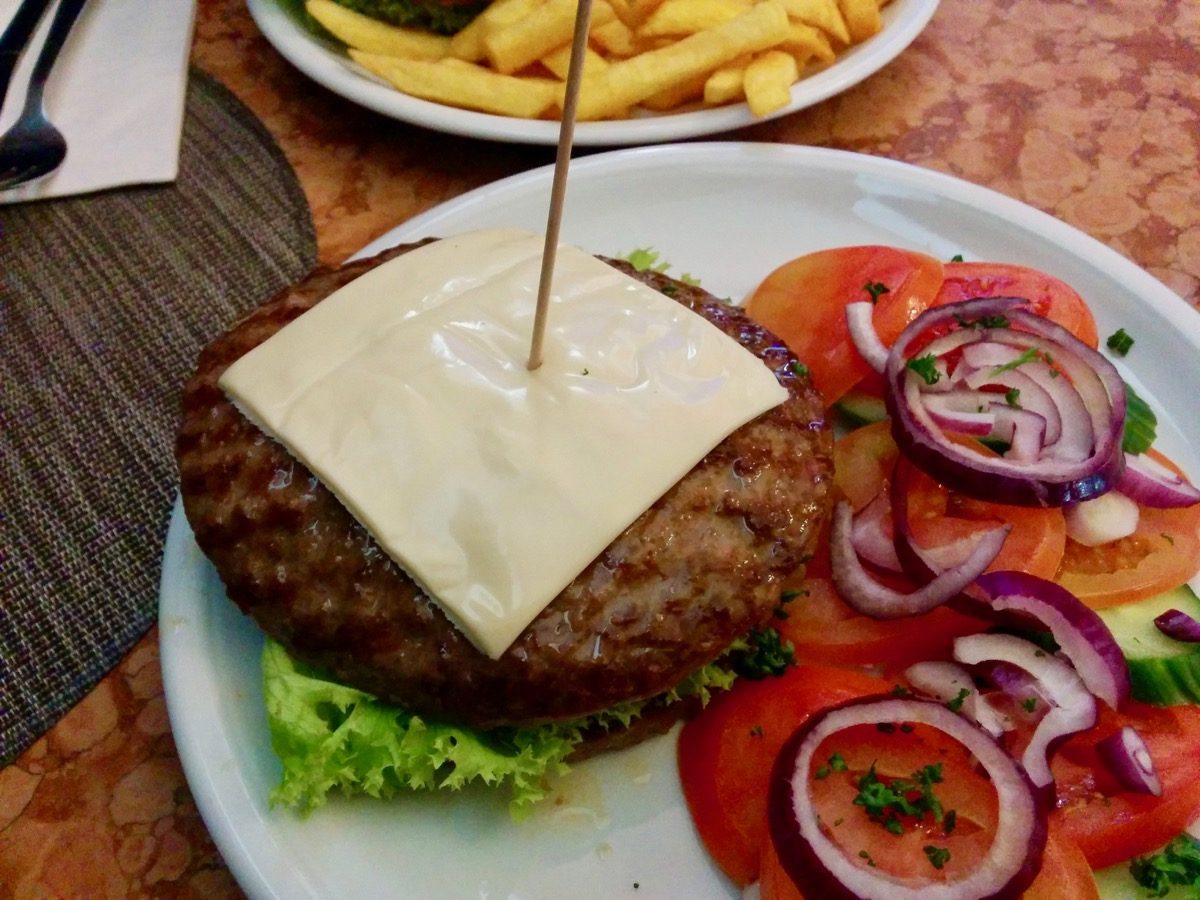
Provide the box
[1055,449,1200,608]
[677,665,892,886]
[835,422,1067,580]
[1023,828,1101,900]
[932,261,1100,349]
[745,246,944,405]
[762,781,1098,899]
[779,576,987,668]
[1051,702,1200,870]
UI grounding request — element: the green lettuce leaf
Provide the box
[262,639,736,817]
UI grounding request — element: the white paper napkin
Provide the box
[0,0,196,204]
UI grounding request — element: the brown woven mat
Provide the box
[0,68,317,764]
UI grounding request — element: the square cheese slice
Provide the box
[219,229,788,658]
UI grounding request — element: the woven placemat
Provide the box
[0,68,317,764]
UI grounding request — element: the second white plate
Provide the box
[247,0,940,145]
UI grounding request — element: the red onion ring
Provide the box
[954,633,1098,788]
[1096,725,1162,796]
[904,660,1012,737]
[851,492,903,573]
[1118,452,1200,508]
[973,570,1130,709]
[846,301,890,374]
[768,697,1046,899]
[831,501,1007,618]
[884,297,1126,507]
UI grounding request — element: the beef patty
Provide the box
[176,242,832,730]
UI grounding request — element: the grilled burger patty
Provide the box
[176,242,833,730]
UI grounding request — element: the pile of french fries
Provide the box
[306,0,893,121]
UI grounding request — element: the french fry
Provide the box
[541,43,610,79]
[743,49,798,116]
[590,18,639,57]
[638,0,752,38]
[351,50,558,117]
[575,0,790,120]
[837,0,882,43]
[703,63,747,105]
[484,0,616,74]
[641,71,708,110]
[774,0,849,46]
[448,0,544,62]
[782,20,835,64]
[307,0,450,60]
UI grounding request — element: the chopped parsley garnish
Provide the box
[946,688,971,712]
[944,809,957,834]
[852,761,951,835]
[906,354,941,385]
[1107,327,1135,356]
[749,724,764,738]
[989,347,1043,376]
[815,752,848,780]
[732,627,795,680]
[1123,380,1158,454]
[954,313,1010,330]
[1129,835,1200,897]
[1021,696,1038,713]
[1004,388,1022,408]
[858,850,877,867]
[863,281,890,304]
[890,684,913,698]
[924,846,952,870]
[950,254,964,263]
[790,360,810,378]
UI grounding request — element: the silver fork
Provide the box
[0,0,88,191]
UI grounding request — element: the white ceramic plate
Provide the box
[246,0,939,146]
[161,143,1200,900]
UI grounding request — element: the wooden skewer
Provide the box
[527,0,594,371]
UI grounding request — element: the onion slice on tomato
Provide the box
[1096,725,1162,796]
[904,660,1012,737]
[972,570,1130,709]
[954,633,1098,788]
[846,301,889,374]
[882,297,1126,508]
[1063,491,1139,546]
[1118,452,1200,508]
[768,697,1046,900]
[830,501,1007,618]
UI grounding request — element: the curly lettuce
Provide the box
[262,639,736,817]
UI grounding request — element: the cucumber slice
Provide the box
[834,390,887,427]
[1098,584,1200,706]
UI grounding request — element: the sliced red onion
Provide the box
[973,570,1130,709]
[904,660,1012,737]
[1118,452,1200,508]
[954,633,1098,788]
[1096,726,1162,796]
[888,457,1010,592]
[1063,491,1140,547]
[768,697,1046,900]
[959,365,1061,446]
[831,501,1007,618]
[920,393,996,436]
[980,661,1051,723]
[1155,608,1200,642]
[851,493,903,573]
[885,297,1126,507]
[845,301,890,374]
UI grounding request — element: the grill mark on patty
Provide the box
[176,242,833,729]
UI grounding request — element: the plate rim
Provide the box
[245,0,941,146]
[161,142,1200,900]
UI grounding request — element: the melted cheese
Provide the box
[219,229,787,658]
